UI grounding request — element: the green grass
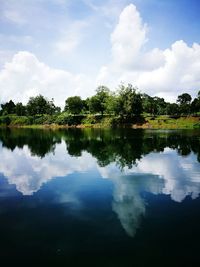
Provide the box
[145,115,200,129]
[0,114,200,129]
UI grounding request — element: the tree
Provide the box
[177,93,192,105]
[166,103,180,115]
[88,86,110,115]
[191,91,200,114]
[142,94,157,115]
[15,102,26,116]
[116,84,143,118]
[105,93,119,115]
[177,93,192,115]
[1,100,16,115]
[26,95,59,115]
[65,96,83,114]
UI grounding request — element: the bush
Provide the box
[11,116,31,125]
[82,115,97,125]
[55,113,84,125]
[0,116,11,125]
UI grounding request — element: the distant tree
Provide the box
[26,95,59,115]
[105,93,119,115]
[177,93,192,105]
[117,84,143,118]
[47,98,61,114]
[82,99,90,114]
[166,103,180,115]
[191,91,200,114]
[15,102,26,116]
[142,94,158,115]
[1,100,16,115]
[153,97,167,115]
[65,96,83,114]
[88,86,110,115]
[177,93,192,115]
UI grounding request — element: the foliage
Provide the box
[26,95,60,115]
[65,96,83,114]
[177,93,192,105]
[55,113,84,125]
[116,84,143,118]
[0,84,200,127]
[1,100,16,115]
[88,86,110,115]
[15,102,26,116]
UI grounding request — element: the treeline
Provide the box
[0,84,200,121]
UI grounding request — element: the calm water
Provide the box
[0,128,200,266]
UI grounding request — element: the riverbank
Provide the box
[0,114,200,129]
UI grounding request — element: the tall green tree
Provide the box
[65,96,83,114]
[1,100,16,115]
[88,86,110,115]
[26,95,59,115]
[166,103,180,115]
[15,102,26,116]
[177,93,192,114]
[191,91,200,114]
[177,93,192,105]
[116,84,143,118]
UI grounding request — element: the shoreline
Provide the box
[0,115,200,130]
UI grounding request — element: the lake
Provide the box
[0,128,200,266]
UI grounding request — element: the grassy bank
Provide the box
[0,114,200,129]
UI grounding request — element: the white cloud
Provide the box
[111,4,147,69]
[0,51,93,107]
[96,4,200,101]
[1,2,200,103]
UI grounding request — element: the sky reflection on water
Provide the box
[0,129,200,238]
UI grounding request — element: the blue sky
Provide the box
[0,0,200,106]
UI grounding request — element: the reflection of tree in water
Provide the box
[0,128,200,164]
[62,129,200,168]
[0,128,62,158]
[0,128,200,237]
[64,129,145,168]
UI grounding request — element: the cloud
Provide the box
[96,4,200,101]
[111,4,147,69]
[0,51,92,107]
[1,2,200,103]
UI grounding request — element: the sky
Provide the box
[0,0,200,107]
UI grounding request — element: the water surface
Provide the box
[0,128,200,266]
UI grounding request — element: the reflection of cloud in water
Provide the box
[0,141,96,195]
[112,174,164,236]
[98,148,200,236]
[0,143,200,237]
[99,148,200,203]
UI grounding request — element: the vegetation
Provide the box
[0,84,200,128]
